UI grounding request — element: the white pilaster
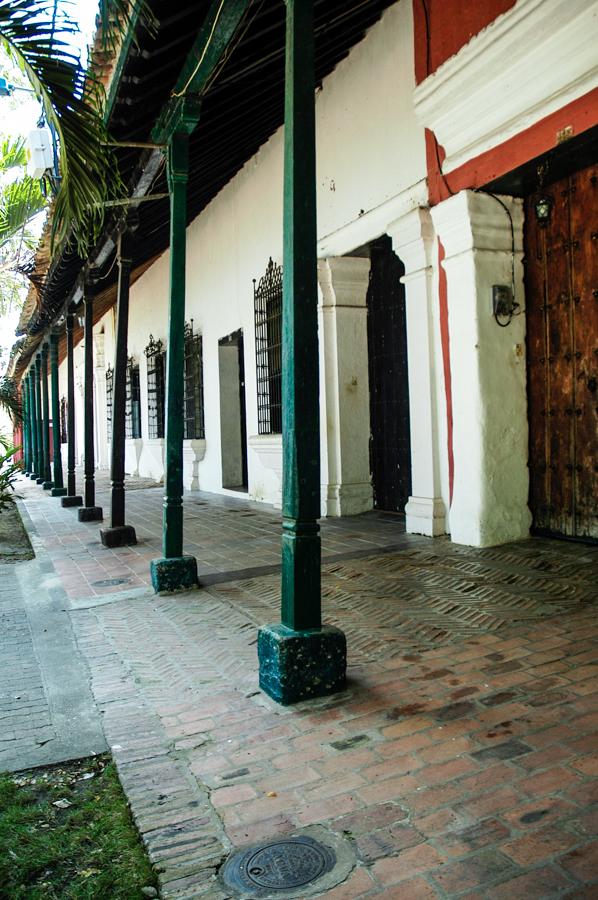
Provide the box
[431,190,531,547]
[388,208,446,537]
[318,256,373,517]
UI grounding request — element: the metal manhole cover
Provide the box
[222,836,336,896]
[91,577,130,587]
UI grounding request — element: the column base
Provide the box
[51,487,67,497]
[36,478,44,485]
[42,481,54,491]
[258,624,346,705]
[405,496,446,537]
[150,555,198,593]
[29,473,38,480]
[78,506,103,522]
[61,495,83,508]
[100,525,137,548]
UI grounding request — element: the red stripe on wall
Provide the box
[437,240,454,502]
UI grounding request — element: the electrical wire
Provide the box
[474,188,520,327]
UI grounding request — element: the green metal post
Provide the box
[49,332,66,496]
[257,0,346,704]
[28,373,38,479]
[35,355,44,484]
[150,125,198,592]
[41,343,53,489]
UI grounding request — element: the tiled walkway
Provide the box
[10,474,598,898]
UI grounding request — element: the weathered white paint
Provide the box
[388,208,447,536]
[431,190,531,547]
[414,0,598,172]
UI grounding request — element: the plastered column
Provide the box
[388,208,446,536]
[318,256,373,517]
[431,190,531,546]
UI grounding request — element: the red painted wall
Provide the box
[413,0,515,84]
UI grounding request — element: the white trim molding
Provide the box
[414,0,598,172]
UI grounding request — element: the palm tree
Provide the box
[0,1,150,255]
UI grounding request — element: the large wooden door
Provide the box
[366,236,412,513]
[525,162,598,540]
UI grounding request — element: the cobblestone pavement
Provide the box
[11,476,598,898]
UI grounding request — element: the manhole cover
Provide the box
[222,836,336,896]
[91,577,130,587]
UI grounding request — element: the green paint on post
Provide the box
[28,373,38,479]
[41,344,53,489]
[35,355,44,484]
[49,332,66,496]
[21,379,29,473]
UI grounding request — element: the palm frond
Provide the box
[0,0,121,254]
[0,136,27,170]
[97,0,157,53]
[0,176,46,248]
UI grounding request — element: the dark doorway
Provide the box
[525,160,598,541]
[366,236,412,513]
[218,329,248,491]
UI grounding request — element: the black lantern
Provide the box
[534,193,553,227]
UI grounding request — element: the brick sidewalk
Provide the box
[13,477,598,898]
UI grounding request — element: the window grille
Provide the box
[254,258,282,434]
[126,358,142,439]
[106,364,114,442]
[145,336,166,439]
[59,396,67,443]
[183,321,205,440]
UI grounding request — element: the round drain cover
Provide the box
[223,836,336,896]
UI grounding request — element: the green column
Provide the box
[28,373,38,479]
[22,379,29,474]
[41,343,53,489]
[49,332,66,496]
[257,0,346,704]
[35,355,44,484]
[150,125,199,592]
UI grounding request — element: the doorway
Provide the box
[366,236,412,513]
[525,161,598,540]
[218,329,248,491]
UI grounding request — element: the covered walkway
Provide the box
[8,474,598,898]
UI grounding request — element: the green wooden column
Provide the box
[61,311,83,508]
[40,343,54,489]
[35,355,44,485]
[22,378,30,474]
[257,0,346,704]
[78,287,103,522]
[150,124,199,592]
[49,332,66,497]
[28,373,38,479]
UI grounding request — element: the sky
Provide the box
[0,0,98,370]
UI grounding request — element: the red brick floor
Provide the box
[15,475,598,899]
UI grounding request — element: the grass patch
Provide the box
[0,755,158,899]
[0,500,33,563]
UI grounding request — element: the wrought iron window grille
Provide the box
[126,358,142,440]
[254,258,282,435]
[105,364,114,443]
[145,335,166,439]
[59,396,68,444]
[183,320,205,440]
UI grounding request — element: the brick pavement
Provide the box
[11,476,598,897]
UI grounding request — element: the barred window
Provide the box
[59,396,67,443]
[106,364,114,442]
[126,358,142,440]
[145,336,166,439]
[184,321,205,440]
[254,258,282,435]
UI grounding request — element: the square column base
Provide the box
[258,624,346,705]
[28,474,38,480]
[51,487,67,497]
[42,481,54,490]
[150,556,198,593]
[78,506,103,522]
[36,478,44,485]
[100,525,137,548]
[61,495,83,508]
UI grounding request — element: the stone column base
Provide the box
[150,555,198,593]
[405,496,446,537]
[323,482,373,518]
[29,473,38,480]
[51,487,67,497]
[78,506,103,522]
[42,481,54,490]
[100,525,137,548]
[35,477,44,485]
[61,495,83,508]
[258,624,346,705]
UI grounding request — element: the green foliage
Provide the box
[0,432,21,511]
[0,756,158,899]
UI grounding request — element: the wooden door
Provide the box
[525,162,598,540]
[366,236,412,513]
